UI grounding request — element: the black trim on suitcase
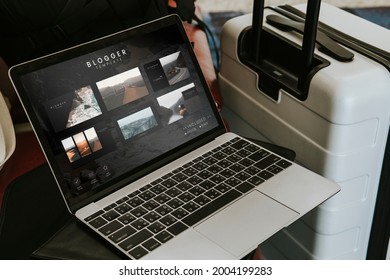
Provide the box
[367,129,390,260]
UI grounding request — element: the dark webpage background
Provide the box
[19,24,220,207]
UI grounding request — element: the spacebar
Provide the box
[182,189,241,226]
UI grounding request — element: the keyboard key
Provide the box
[115,203,131,214]
[155,230,173,243]
[229,163,245,172]
[209,174,225,184]
[165,187,181,198]
[204,189,221,200]
[116,197,129,204]
[89,216,108,229]
[149,184,167,195]
[221,146,236,155]
[167,221,188,236]
[130,206,148,218]
[255,154,281,170]
[144,211,161,223]
[171,173,188,183]
[178,192,195,202]
[267,165,284,174]
[143,199,159,210]
[182,167,197,177]
[239,158,254,167]
[171,208,189,219]
[166,198,184,209]
[155,193,171,204]
[230,139,249,150]
[193,195,211,206]
[245,166,260,175]
[276,159,292,168]
[129,246,148,259]
[119,229,153,251]
[245,143,261,152]
[214,183,232,193]
[227,154,242,163]
[216,159,232,168]
[176,181,192,191]
[102,210,120,221]
[203,156,218,165]
[103,203,117,211]
[192,162,208,171]
[118,213,137,225]
[142,238,161,251]
[225,177,241,187]
[138,190,156,201]
[148,221,165,234]
[197,170,213,179]
[127,197,144,207]
[109,225,137,243]
[85,210,104,222]
[159,215,177,227]
[128,190,140,198]
[207,164,223,174]
[248,176,264,186]
[199,180,215,190]
[161,178,177,188]
[219,169,236,179]
[188,186,205,196]
[236,149,251,158]
[183,189,241,226]
[258,170,274,180]
[249,150,270,162]
[235,171,251,181]
[155,204,172,216]
[131,218,149,230]
[98,220,123,236]
[236,182,255,194]
[182,201,200,212]
[187,175,203,185]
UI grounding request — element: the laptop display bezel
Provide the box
[9,14,226,212]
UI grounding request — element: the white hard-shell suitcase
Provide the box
[219,0,390,259]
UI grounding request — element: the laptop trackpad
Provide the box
[195,190,298,258]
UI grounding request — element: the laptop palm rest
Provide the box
[195,190,299,258]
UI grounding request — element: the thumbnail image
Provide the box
[118,107,158,140]
[61,127,103,163]
[160,51,190,86]
[97,68,149,111]
[84,127,103,153]
[157,83,194,125]
[66,86,102,129]
[62,137,81,163]
[74,132,92,158]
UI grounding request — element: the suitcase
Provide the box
[219,0,390,259]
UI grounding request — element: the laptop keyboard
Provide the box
[84,137,292,259]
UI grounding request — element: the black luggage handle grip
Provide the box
[266,14,354,62]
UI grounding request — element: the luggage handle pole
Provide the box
[252,0,265,64]
[298,0,322,90]
[251,0,321,70]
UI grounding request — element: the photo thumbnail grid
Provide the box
[61,127,102,163]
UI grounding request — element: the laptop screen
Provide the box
[10,15,224,211]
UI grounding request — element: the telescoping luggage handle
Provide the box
[239,0,332,101]
[252,0,321,90]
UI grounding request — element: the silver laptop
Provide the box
[9,15,339,260]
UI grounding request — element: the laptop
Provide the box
[9,14,340,260]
